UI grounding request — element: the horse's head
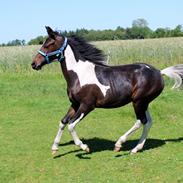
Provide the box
[31,26,67,70]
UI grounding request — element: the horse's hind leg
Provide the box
[114,101,152,154]
[114,119,142,152]
[131,109,152,154]
[51,105,77,154]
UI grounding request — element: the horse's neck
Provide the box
[64,45,78,70]
[60,45,83,87]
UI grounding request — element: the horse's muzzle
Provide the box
[31,63,42,70]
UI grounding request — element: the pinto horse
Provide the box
[31,26,183,155]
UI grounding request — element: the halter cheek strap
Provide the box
[38,37,68,64]
[38,50,49,63]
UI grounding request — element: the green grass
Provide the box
[96,37,183,68]
[0,37,183,183]
[1,37,183,72]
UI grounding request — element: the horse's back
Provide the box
[95,63,164,108]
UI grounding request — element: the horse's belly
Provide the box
[96,93,132,108]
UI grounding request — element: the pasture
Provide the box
[0,37,183,182]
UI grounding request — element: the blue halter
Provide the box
[38,37,68,64]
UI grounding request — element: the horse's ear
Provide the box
[45,26,56,39]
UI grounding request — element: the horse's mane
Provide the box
[67,35,107,66]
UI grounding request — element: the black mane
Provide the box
[67,35,107,66]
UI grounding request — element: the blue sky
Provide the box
[0,0,183,43]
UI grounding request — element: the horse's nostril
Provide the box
[31,63,36,69]
[31,62,42,70]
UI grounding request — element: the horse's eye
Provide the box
[44,42,54,48]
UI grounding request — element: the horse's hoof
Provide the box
[52,150,58,155]
[130,150,137,155]
[85,147,90,153]
[114,146,121,152]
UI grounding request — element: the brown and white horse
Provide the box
[31,26,183,155]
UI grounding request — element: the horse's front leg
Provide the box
[68,102,94,153]
[51,105,77,155]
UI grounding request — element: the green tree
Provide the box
[125,19,152,39]
[6,39,25,46]
[132,18,149,28]
[28,36,45,45]
[114,26,125,39]
[154,28,167,38]
[171,25,183,37]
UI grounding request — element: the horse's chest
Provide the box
[68,61,110,97]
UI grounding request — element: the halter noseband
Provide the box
[38,37,68,64]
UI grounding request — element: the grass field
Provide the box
[0,37,183,183]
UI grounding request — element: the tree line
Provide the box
[1,19,183,46]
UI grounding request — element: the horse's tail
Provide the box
[161,64,183,89]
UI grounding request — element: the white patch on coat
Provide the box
[64,45,110,96]
[145,65,150,69]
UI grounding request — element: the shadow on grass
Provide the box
[54,137,183,159]
[53,149,81,159]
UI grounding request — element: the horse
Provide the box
[31,26,183,155]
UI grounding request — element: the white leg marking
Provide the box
[52,122,66,151]
[68,113,89,151]
[68,113,84,132]
[131,110,152,154]
[115,120,142,148]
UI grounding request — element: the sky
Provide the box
[0,0,183,43]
